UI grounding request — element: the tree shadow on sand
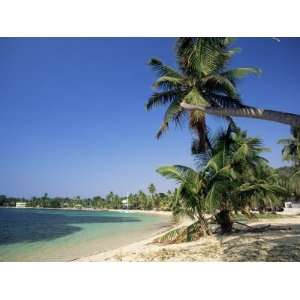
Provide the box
[220,222,300,262]
[0,209,140,245]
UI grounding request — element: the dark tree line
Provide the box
[0,184,175,211]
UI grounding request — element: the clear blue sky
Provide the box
[0,38,299,198]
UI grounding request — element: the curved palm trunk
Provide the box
[181,102,300,127]
[197,214,211,236]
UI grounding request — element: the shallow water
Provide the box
[0,208,171,261]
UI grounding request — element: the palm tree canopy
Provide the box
[146,38,261,151]
[199,126,273,211]
[148,183,156,195]
[278,126,300,166]
[157,125,283,218]
[156,165,206,219]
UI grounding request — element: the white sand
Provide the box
[76,215,300,262]
[107,209,172,216]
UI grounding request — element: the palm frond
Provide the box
[221,67,262,83]
[156,165,198,183]
[146,89,182,111]
[202,74,239,98]
[176,38,232,76]
[153,75,184,90]
[148,58,182,79]
[156,100,185,139]
[278,138,293,145]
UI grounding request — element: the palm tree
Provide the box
[278,126,300,167]
[157,125,284,235]
[157,165,212,235]
[148,183,157,209]
[180,102,300,127]
[148,183,156,196]
[146,38,261,152]
[205,126,285,232]
[137,190,148,209]
[238,163,284,213]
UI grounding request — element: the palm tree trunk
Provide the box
[197,214,211,236]
[181,102,300,127]
[215,209,233,234]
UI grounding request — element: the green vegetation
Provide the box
[3,38,300,242]
[148,38,300,238]
[278,126,300,167]
[0,185,175,210]
[158,125,285,234]
[148,38,300,128]
[276,126,300,201]
[146,38,261,152]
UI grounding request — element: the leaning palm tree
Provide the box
[180,102,300,127]
[146,38,261,152]
[278,126,300,167]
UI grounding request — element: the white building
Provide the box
[16,202,26,208]
[122,199,129,209]
[74,204,82,210]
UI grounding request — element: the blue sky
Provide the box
[0,38,299,198]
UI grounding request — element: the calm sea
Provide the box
[0,207,171,261]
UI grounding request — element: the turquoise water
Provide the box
[0,208,170,261]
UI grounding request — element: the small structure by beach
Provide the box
[122,199,129,209]
[74,204,83,210]
[16,202,26,208]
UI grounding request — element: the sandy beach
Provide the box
[77,214,300,262]
[107,209,173,216]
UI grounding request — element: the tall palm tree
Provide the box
[148,183,156,196]
[148,183,157,208]
[278,126,300,167]
[146,38,261,152]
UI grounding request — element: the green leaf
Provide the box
[221,67,262,81]
[148,58,182,79]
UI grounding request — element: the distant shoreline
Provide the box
[1,206,172,216]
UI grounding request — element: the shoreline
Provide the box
[71,214,178,262]
[1,206,172,217]
[0,207,174,262]
[107,209,172,216]
[76,215,300,262]
[75,216,191,262]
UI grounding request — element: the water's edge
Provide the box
[0,208,172,262]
